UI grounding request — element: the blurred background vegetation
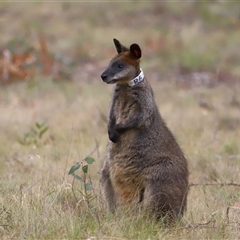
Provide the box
[1,1,240,84]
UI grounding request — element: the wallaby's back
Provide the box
[100,39,189,222]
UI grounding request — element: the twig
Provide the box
[63,123,74,181]
[21,178,42,194]
[189,218,215,230]
[189,182,240,187]
[83,140,100,161]
[96,107,107,123]
[95,138,100,159]
[165,218,216,236]
[71,177,78,203]
[186,219,216,234]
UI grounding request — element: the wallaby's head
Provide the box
[101,39,142,85]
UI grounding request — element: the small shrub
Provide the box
[18,122,49,146]
[68,157,97,210]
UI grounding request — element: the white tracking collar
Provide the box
[128,69,144,87]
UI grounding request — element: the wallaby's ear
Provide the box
[113,38,128,54]
[130,43,141,59]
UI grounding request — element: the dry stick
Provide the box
[95,138,100,159]
[83,139,100,160]
[81,138,100,206]
[96,107,108,124]
[189,182,240,187]
[87,139,101,198]
[71,177,78,203]
[165,218,216,236]
[186,218,216,233]
[21,178,42,194]
[62,123,74,182]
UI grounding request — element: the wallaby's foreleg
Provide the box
[108,112,120,143]
[114,115,141,133]
[108,99,151,142]
[100,163,117,212]
[109,116,140,142]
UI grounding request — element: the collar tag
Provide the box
[128,69,144,87]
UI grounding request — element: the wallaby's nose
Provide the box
[101,73,108,82]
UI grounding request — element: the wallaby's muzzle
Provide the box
[101,72,108,82]
[101,70,117,84]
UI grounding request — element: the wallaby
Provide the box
[100,38,189,222]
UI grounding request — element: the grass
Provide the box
[0,2,240,239]
[1,79,239,239]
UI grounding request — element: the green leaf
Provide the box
[36,122,42,129]
[68,162,81,175]
[85,182,92,191]
[18,139,26,145]
[85,157,95,165]
[82,165,88,174]
[73,174,83,182]
[36,122,45,129]
[39,126,48,138]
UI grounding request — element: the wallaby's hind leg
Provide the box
[143,184,173,222]
[100,163,117,213]
[143,180,186,223]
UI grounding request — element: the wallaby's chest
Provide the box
[113,88,139,123]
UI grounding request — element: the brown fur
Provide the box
[100,39,189,222]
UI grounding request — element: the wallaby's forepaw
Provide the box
[108,131,120,143]
[114,124,124,133]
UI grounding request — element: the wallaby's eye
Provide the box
[118,64,124,69]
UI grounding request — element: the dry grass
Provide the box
[0,2,240,239]
[1,80,239,239]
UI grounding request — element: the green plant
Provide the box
[18,122,49,146]
[223,141,238,155]
[68,157,96,208]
